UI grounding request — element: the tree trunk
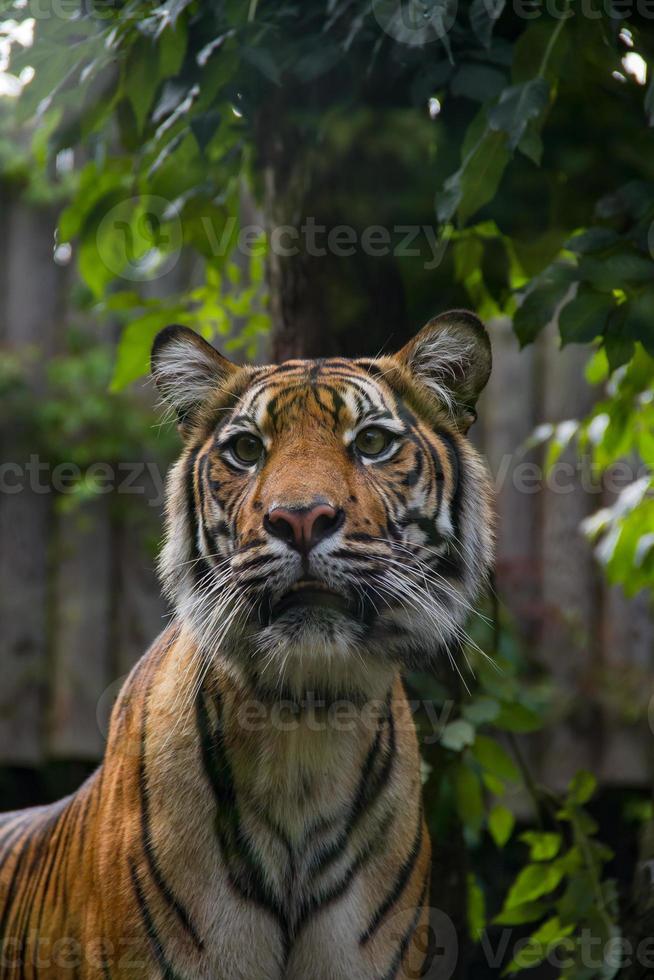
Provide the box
[256,95,410,361]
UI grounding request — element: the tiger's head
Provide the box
[152,312,494,700]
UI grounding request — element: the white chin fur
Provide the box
[244,609,393,699]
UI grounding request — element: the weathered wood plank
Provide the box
[0,201,61,765]
[114,483,168,678]
[48,501,113,759]
[538,327,602,788]
[481,316,540,639]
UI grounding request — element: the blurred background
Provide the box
[1,1,654,976]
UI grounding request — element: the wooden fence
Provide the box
[0,196,652,789]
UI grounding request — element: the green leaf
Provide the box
[157,0,194,29]
[567,770,597,805]
[520,831,562,861]
[604,308,635,372]
[471,735,520,783]
[595,180,653,221]
[159,19,188,77]
[494,702,542,733]
[123,37,160,134]
[79,234,115,299]
[191,111,223,151]
[512,20,569,86]
[489,804,515,847]
[112,310,188,390]
[293,41,342,82]
[451,64,506,102]
[503,863,565,910]
[241,46,281,85]
[481,772,506,797]
[557,873,595,925]
[494,900,548,926]
[467,874,486,941]
[622,289,654,356]
[455,764,485,835]
[441,719,476,751]
[437,128,510,226]
[578,253,654,290]
[488,78,550,151]
[503,917,574,975]
[565,228,620,254]
[59,166,130,242]
[462,697,500,726]
[153,80,190,124]
[558,286,614,345]
[517,121,543,165]
[514,265,574,346]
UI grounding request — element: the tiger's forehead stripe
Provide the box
[234,360,397,434]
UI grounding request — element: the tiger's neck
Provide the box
[119,624,400,847]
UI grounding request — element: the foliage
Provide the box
[4,0,654,373]
[2,331,177,510]
[412,609,623,978]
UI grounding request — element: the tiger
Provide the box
[0,310,493,979]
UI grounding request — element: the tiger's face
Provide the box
[153,312,494,699]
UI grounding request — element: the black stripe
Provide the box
[379,874,430,980]
[293,813,392,941]
[195,689,289,949]
[360,809,424,945]
[310,697,396,878]
[0,814,33,860]
[14,808,64,970]
[50,798,78,912]
[401,448,424,488]
[196,689,237,811]
[34,803,74,952]
[349,699,396,824]
[0,831,35,948]
[434,429,463,578]
[130,859,186,980]
[185,445,213,588]
[138,697,204,951]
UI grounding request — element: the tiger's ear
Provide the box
[151,325,238,427]
[395,310,491,430]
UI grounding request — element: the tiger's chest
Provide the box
[188,877,378,980]
[157,788,392,980]
[144,708,399,980]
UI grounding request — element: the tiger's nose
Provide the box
[264,503,344,555]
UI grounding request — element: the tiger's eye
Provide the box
[355,427,391,458]
[232,434,264,464]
